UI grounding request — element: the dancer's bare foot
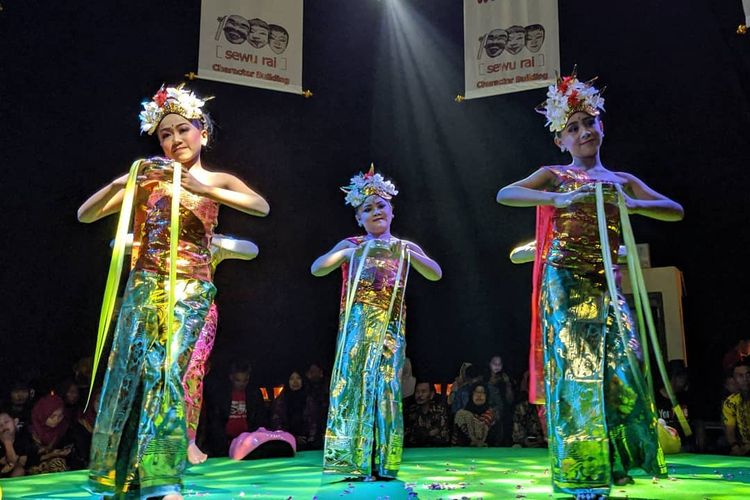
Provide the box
[613,474,634,486]
[187,440,208,464]
[575,493,606,500]
[162,494,184,500]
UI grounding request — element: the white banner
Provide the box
[464,0,559,100]
[198,0,303,94]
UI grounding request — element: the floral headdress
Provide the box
[536,68,605,133]
[138,83,213,135]
[341,164,398,208]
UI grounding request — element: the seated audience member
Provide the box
[722,339,750,372]
[206,360,268,457]
[486,354,515,446]
[451,364,484,415]
[6,380,34,431]
[722,359,750,456]
[0,409,38,477]
[452,383,497,447]
[72,356,94,395]
[511,371,546,448]
[447,362,472,406]
[401,357,417,400]
[270,370,321,450]
[27,394,75,474]
[403,381,450,447]
[56,379,82,421]
[304,362,329,447]
[654,360,704,451]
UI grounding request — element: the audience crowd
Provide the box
[2,341,749,478]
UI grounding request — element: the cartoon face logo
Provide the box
[484,29,508,58]
[248,18,270,49]
[506,26,526,55]
[269,25,289,54]
[223,15,251,44]
[525,24,545,53]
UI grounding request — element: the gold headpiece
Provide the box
[535,67,605,133]
[139,83,213,135]
[341,164,399,208]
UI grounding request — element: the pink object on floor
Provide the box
[228,427,297,460]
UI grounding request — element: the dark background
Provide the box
[1,1,748,415]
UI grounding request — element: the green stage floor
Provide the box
[1,448,749,499]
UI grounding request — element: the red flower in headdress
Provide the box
[153,88,168,107]
[567,90,580,107]
[558,76,573,94]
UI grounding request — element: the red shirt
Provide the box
[225,389,248,438]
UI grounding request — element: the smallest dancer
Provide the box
[311,165,442,480]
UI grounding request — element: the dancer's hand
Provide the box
[180,170,211,195]
[553,185,596,208]
[361,239,394,258]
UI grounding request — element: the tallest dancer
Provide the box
[78,84,269,499]
[497,71,682,499]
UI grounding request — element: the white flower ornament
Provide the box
[341,164,398,208]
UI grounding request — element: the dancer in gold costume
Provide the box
[497,71,683,498]
[78,84,268,499]
[311,166,442,479]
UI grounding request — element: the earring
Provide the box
[559,145,567,153]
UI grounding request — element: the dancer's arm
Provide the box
[182,171,270,217]
[401,240,442,281]
[617,172,684,221]
[77,173,131,222]
[311,240,356,277]
[509,240,536,264]
[510,239,627,264]
[212,235,259,262]
[496,167,592,208]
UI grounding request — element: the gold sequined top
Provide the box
[339,236,407,312]
[134,181,219,281]
[545,165,621,275]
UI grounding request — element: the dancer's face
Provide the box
[288,372,303,391]
[356,195,393,236]
[556,112,604,159]
[472,386,487,405]
[157,114,207,167]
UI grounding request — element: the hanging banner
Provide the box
[464,0,559,100]
[198,0,303,94]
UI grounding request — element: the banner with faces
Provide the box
[198,0,303,94]
[464,0,559,99]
